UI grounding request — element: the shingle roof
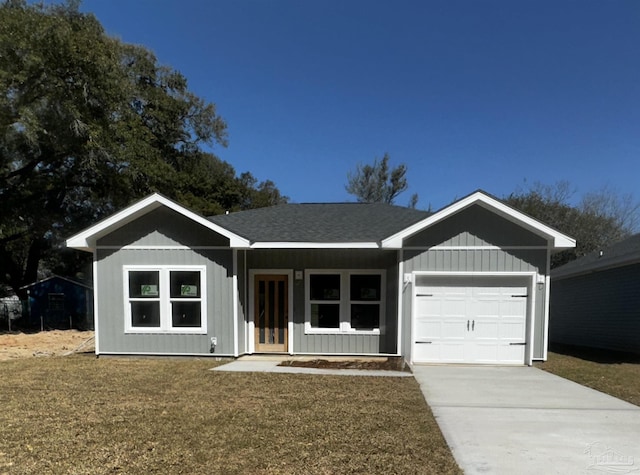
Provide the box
[208,203,430,243]
[552,233,640,279]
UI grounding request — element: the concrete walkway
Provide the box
[212,357,412,377]
[413,365,640,474]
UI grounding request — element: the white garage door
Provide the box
[413,281,528,365]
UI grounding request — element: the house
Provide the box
[66,190,574,365]
[20,275,94,330]
[550,233,640,354]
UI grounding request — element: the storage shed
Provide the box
[21,276,94,330]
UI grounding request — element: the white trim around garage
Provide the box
[542,249,552,361]
[410,271,537,366]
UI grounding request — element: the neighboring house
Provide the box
[66,190,574,366]
[21,276,94,330]
[550,233,640,354]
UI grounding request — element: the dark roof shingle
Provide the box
[209,203,430,243]
[552,233,640,278]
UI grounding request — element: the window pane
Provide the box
[170,271,201,298]
[131,301,160,327]
[350,274,381,301]
[172,302,202,327]
[129,271,159,298]
[310,274,340,300]
[351,304,380,330]
[310,303,340,328]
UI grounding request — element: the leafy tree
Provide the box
[505,181,639,268]
[346,153,417,206]
[0,0,284,297]
[237,172,288,210]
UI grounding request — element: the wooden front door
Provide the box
[254,275,288,352]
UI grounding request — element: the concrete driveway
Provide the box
[413,365,640,474]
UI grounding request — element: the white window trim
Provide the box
[123,265,207,334]
[304,269,385,335]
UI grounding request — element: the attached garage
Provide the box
[387,192,574,366]
[412,275,532,365]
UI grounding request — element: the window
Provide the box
[305,270,384,334]
[124,266,206,333]
[309,274,340,329]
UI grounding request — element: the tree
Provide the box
[505,181,639,268]
[0,0,285,297]
[237,172,288,210]
[345,153,417,206]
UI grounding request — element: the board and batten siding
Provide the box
[98,207,230,248]
[245,249,399,354]
[550,263,640,354]
[401,205,549,362]
[403,205,547,248]
[94,209,236,356]
[236,250,246,355]
[96,248,235,355]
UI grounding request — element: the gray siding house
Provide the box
[550,234,640,354]
[67,191,574,365]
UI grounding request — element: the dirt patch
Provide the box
[279,357,409,372]
[0,330,94,360]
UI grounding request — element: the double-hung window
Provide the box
[124,266,206,334]
[305,270,384,334]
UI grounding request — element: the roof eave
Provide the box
[66,193,250,252]
[249,242,380,249]
[552,255,640,280]
[381,191,576,250]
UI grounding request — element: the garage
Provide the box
[413,276,530,365]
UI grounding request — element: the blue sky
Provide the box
[80,0,639,210]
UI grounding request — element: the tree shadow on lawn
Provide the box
[549,343,640,365]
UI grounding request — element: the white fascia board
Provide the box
[66,193,250,252]
[250,242,379,249]
[382,191,576,250]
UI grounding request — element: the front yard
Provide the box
[536,346,640,406]
[0,356,461,474]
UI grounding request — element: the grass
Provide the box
[0,356,460,475]
[536,345,640,407]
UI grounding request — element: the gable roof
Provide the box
[66,190,576,252]
[381,190,576,250]
[208,203,430,248]
[66,193,250,252]
[552,233,640,280]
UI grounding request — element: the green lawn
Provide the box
[0,357,460,475]
[536,346,640,407]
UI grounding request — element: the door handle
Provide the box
[472,320,475,331]
[467,320,469,331]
